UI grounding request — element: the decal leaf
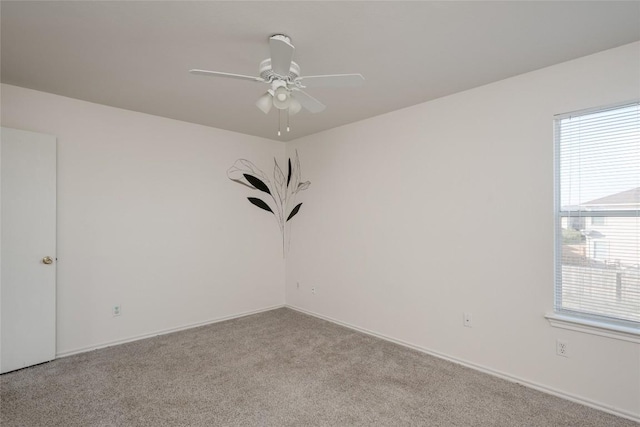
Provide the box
[248,197,273,213]
[290,151,300,193]
[295,151,301,186]
[244,174,271,195]
[287,158,292,187]
[274,159,285,187]
[227,159,270,189]
[287,203,302,222]
[297,181,310,192]
[273,159,285,203]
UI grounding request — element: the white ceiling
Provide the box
[2,1,639,142]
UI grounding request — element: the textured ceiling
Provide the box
[2,1,639,141]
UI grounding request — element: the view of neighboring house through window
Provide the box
[592,241,609,261]
[555,102,639,327]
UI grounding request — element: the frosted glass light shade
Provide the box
[289,97,302,115]
[255,92,273,114]
[273,87,290,110]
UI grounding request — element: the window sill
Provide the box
[545,313,640,343]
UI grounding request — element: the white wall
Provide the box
[1,84,286,355]
[285,42,640,418]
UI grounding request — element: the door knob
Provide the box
[42,256,53,265]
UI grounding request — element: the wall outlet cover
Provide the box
[556,339,569,357]
[463,312,473,328]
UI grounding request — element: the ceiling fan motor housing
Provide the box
[259,59,300,82]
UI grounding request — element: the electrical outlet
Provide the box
[311,287,316,295]
[556,339,569,357]
[463,312,473,328]
[112,305,121,317]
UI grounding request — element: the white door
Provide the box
[1,127,56,373]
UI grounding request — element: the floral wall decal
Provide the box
[228,150,310,254]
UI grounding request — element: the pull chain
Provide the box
[277,109,281,136]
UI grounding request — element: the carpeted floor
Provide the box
[1,308,636,426]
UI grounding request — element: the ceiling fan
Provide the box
[189,34,364,135]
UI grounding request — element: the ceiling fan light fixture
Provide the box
[273,86,290,110]
[255,92,273,114]
[288,96,302,115]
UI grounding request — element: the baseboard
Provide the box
[56,304,285,358]
[286,304,640,423]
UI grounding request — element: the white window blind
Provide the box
[555,102,640,328]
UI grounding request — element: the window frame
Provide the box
[550,101,640,341]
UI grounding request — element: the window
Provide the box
[555,102,640,329]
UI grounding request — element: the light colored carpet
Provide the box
[1,308,636,426]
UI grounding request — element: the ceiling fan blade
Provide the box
[189,69,264,82]
[291,89,326,113]
[296,74,365,88]
[269,35,294,77]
